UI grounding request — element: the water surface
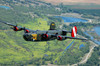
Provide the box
[0,6,10,9]
[94,27,100,36]
[56,16,87,22]
[79,44,85,49]
[84,31,100,45]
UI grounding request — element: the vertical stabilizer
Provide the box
[71,26,77,37]
[49,22,56,30]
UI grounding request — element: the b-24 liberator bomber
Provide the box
[0,21,87,42]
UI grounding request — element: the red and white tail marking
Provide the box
[71,26,77,37]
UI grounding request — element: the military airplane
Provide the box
[0,21,87,42]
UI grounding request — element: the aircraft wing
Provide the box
[65,36,87,40]
[0,20,15,26]
[0,20,31,33]
[57,35,87,40]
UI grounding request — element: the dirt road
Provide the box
[72,41,98,66]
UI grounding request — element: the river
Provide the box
[94,27,100,36]
[55,16,87,22]
[0,6,10,9]
[84,27,100,45]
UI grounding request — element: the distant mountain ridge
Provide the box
[39,0,100,5]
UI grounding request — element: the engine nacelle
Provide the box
[42,34,56,40]
[25,29,29,33]
[57,36,62,40]
[13,26,18,31]
[57,36,66,41]
[42,34,48,39]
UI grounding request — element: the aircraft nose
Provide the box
[23,34,29,41]
[23,33,33,41]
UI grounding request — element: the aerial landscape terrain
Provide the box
[0,0,100,66]
[39,0,100,5]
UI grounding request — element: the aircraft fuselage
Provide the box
[23,30,67,41]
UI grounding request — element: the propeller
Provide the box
[24,27,29,33]
[42,31,49,39]
[57,36,62,40]
[43,34,48,39]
